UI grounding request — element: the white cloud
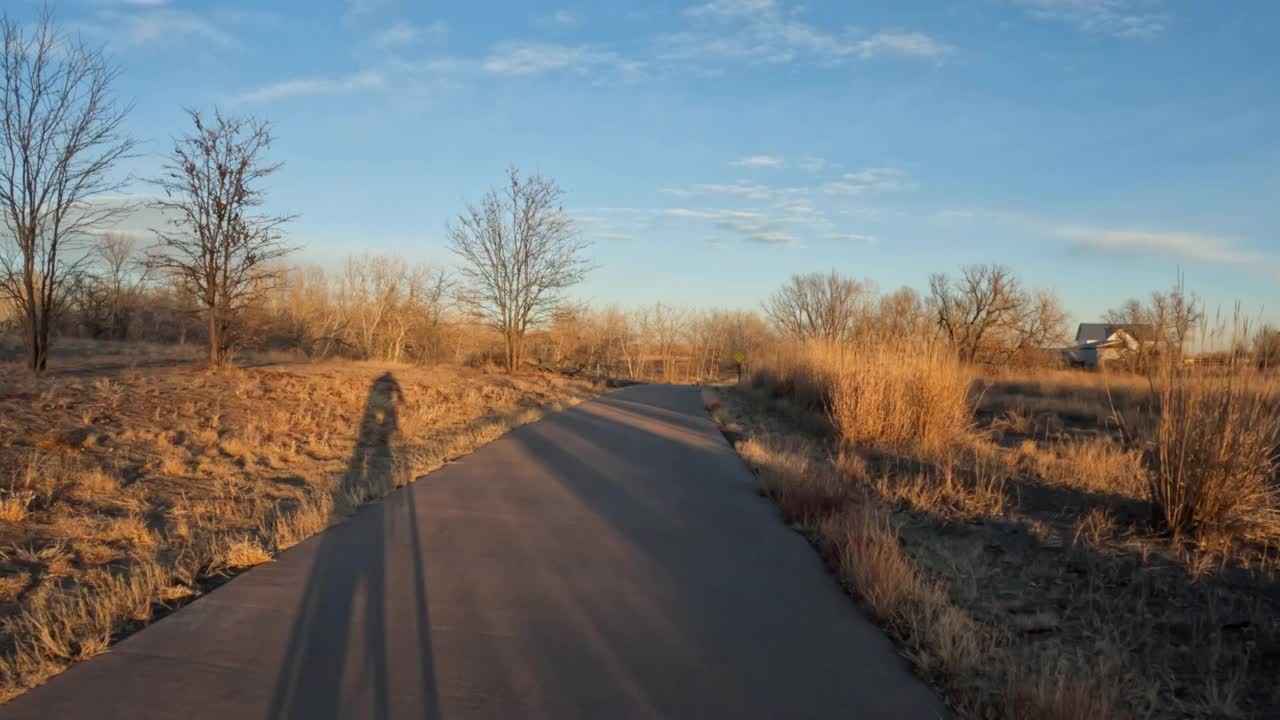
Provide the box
[482,42,643,78]
[747,230,798,245]
[822,167,914,194]
[100,7,234,47]
[344,0,384,17]
[236,71,385,104]
[731,155,784,168]
[373,20,446,48]
[711,217,798,245]
[1057,226,1264,267]
[684,0,779,19]
[853,32,952,60]
[663,0,950,66]
[796,156,826,172]
[941,208,1274,273]
[1012,0,1170,38]
[828,232,877,243]
[537,10,580,27]
[665,208,765,219]
[692,182,780,200]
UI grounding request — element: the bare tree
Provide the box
[930,265,1021,363]
[1105,275,1203,366]
[95,232,148,338]
[447,167,591,373]
[873,286,930,342]
[930,264,1068,364]
[0,11,136,373]
[1254,324,1280,371]
[69,232,149,339]
[763,271,870,342]
[146,109,293,367]
[1015,288,1070,360]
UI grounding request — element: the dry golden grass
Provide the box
[1144,366,1280,542]
[708,392,1118,718]
[715,342,1280,719]
[752,340,973,452]
[1021,436,1146,497]
[215,537,273,570]
[0,359,600,701]
[737,434,847,525]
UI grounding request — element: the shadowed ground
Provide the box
[0,383,946,719]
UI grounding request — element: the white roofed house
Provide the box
[1066,323,1158,368]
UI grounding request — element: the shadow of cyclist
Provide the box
[266,372,439,720]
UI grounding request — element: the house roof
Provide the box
[1075,323,1157,345]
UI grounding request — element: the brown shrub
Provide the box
[754,341,974,452]
[1144,366,1280,542]
[737,434,847,524]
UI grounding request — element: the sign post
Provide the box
[732,351,745,384]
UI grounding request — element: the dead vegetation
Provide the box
[0,358,599,701]
[710,341,1280,719]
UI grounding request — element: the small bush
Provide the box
[1144,364,1280,542]
[738,434,847,524]
[753,341,974,452]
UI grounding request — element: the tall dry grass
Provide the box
[753,341,973,453]
[1142,363,1280,542]
[733,338,1280,716]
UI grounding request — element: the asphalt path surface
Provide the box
[0,382,946,719]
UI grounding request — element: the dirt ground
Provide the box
[0,353,601,700]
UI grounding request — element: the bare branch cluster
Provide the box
[763,271,873,343]
[0,10,137,372]
[929,263,1068,363]
[447,167,591,372]
[145,109,294,366]
[1104,275,1203,365]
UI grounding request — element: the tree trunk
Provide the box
[209,307,224,367]
[499,327,516,374]
[35,308,49,373]
[24,315,45,374]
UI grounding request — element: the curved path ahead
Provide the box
[0,384,946,719]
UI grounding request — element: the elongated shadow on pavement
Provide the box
[266,372,440,720]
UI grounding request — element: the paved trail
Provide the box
[0,384,946,719]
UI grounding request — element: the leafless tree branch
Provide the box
[145,108,295,367]
[447,167,591,372]
[0,9,137,372]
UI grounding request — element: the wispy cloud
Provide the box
[93,5,235,47]
[828,232,877,243]
[822,167,915,194]
[713,219,798,245]
[236,71,385,104]
[662,0,951,66]
[659,174,880,247]
[344,0,386,18]
[731,155,783,168]
[1012,0,1170,38]
[373,20,446,48]
[1057,226,1267,267]
[683,182,803,201]
[536,10,580,28]
[796,156,826,172]
[853,32,952,59]
[940,208,1274,274]
[744,229,798,245]
[482,42,644,78]
[665,208,765,219]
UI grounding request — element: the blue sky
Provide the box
[13,0,1280,325]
